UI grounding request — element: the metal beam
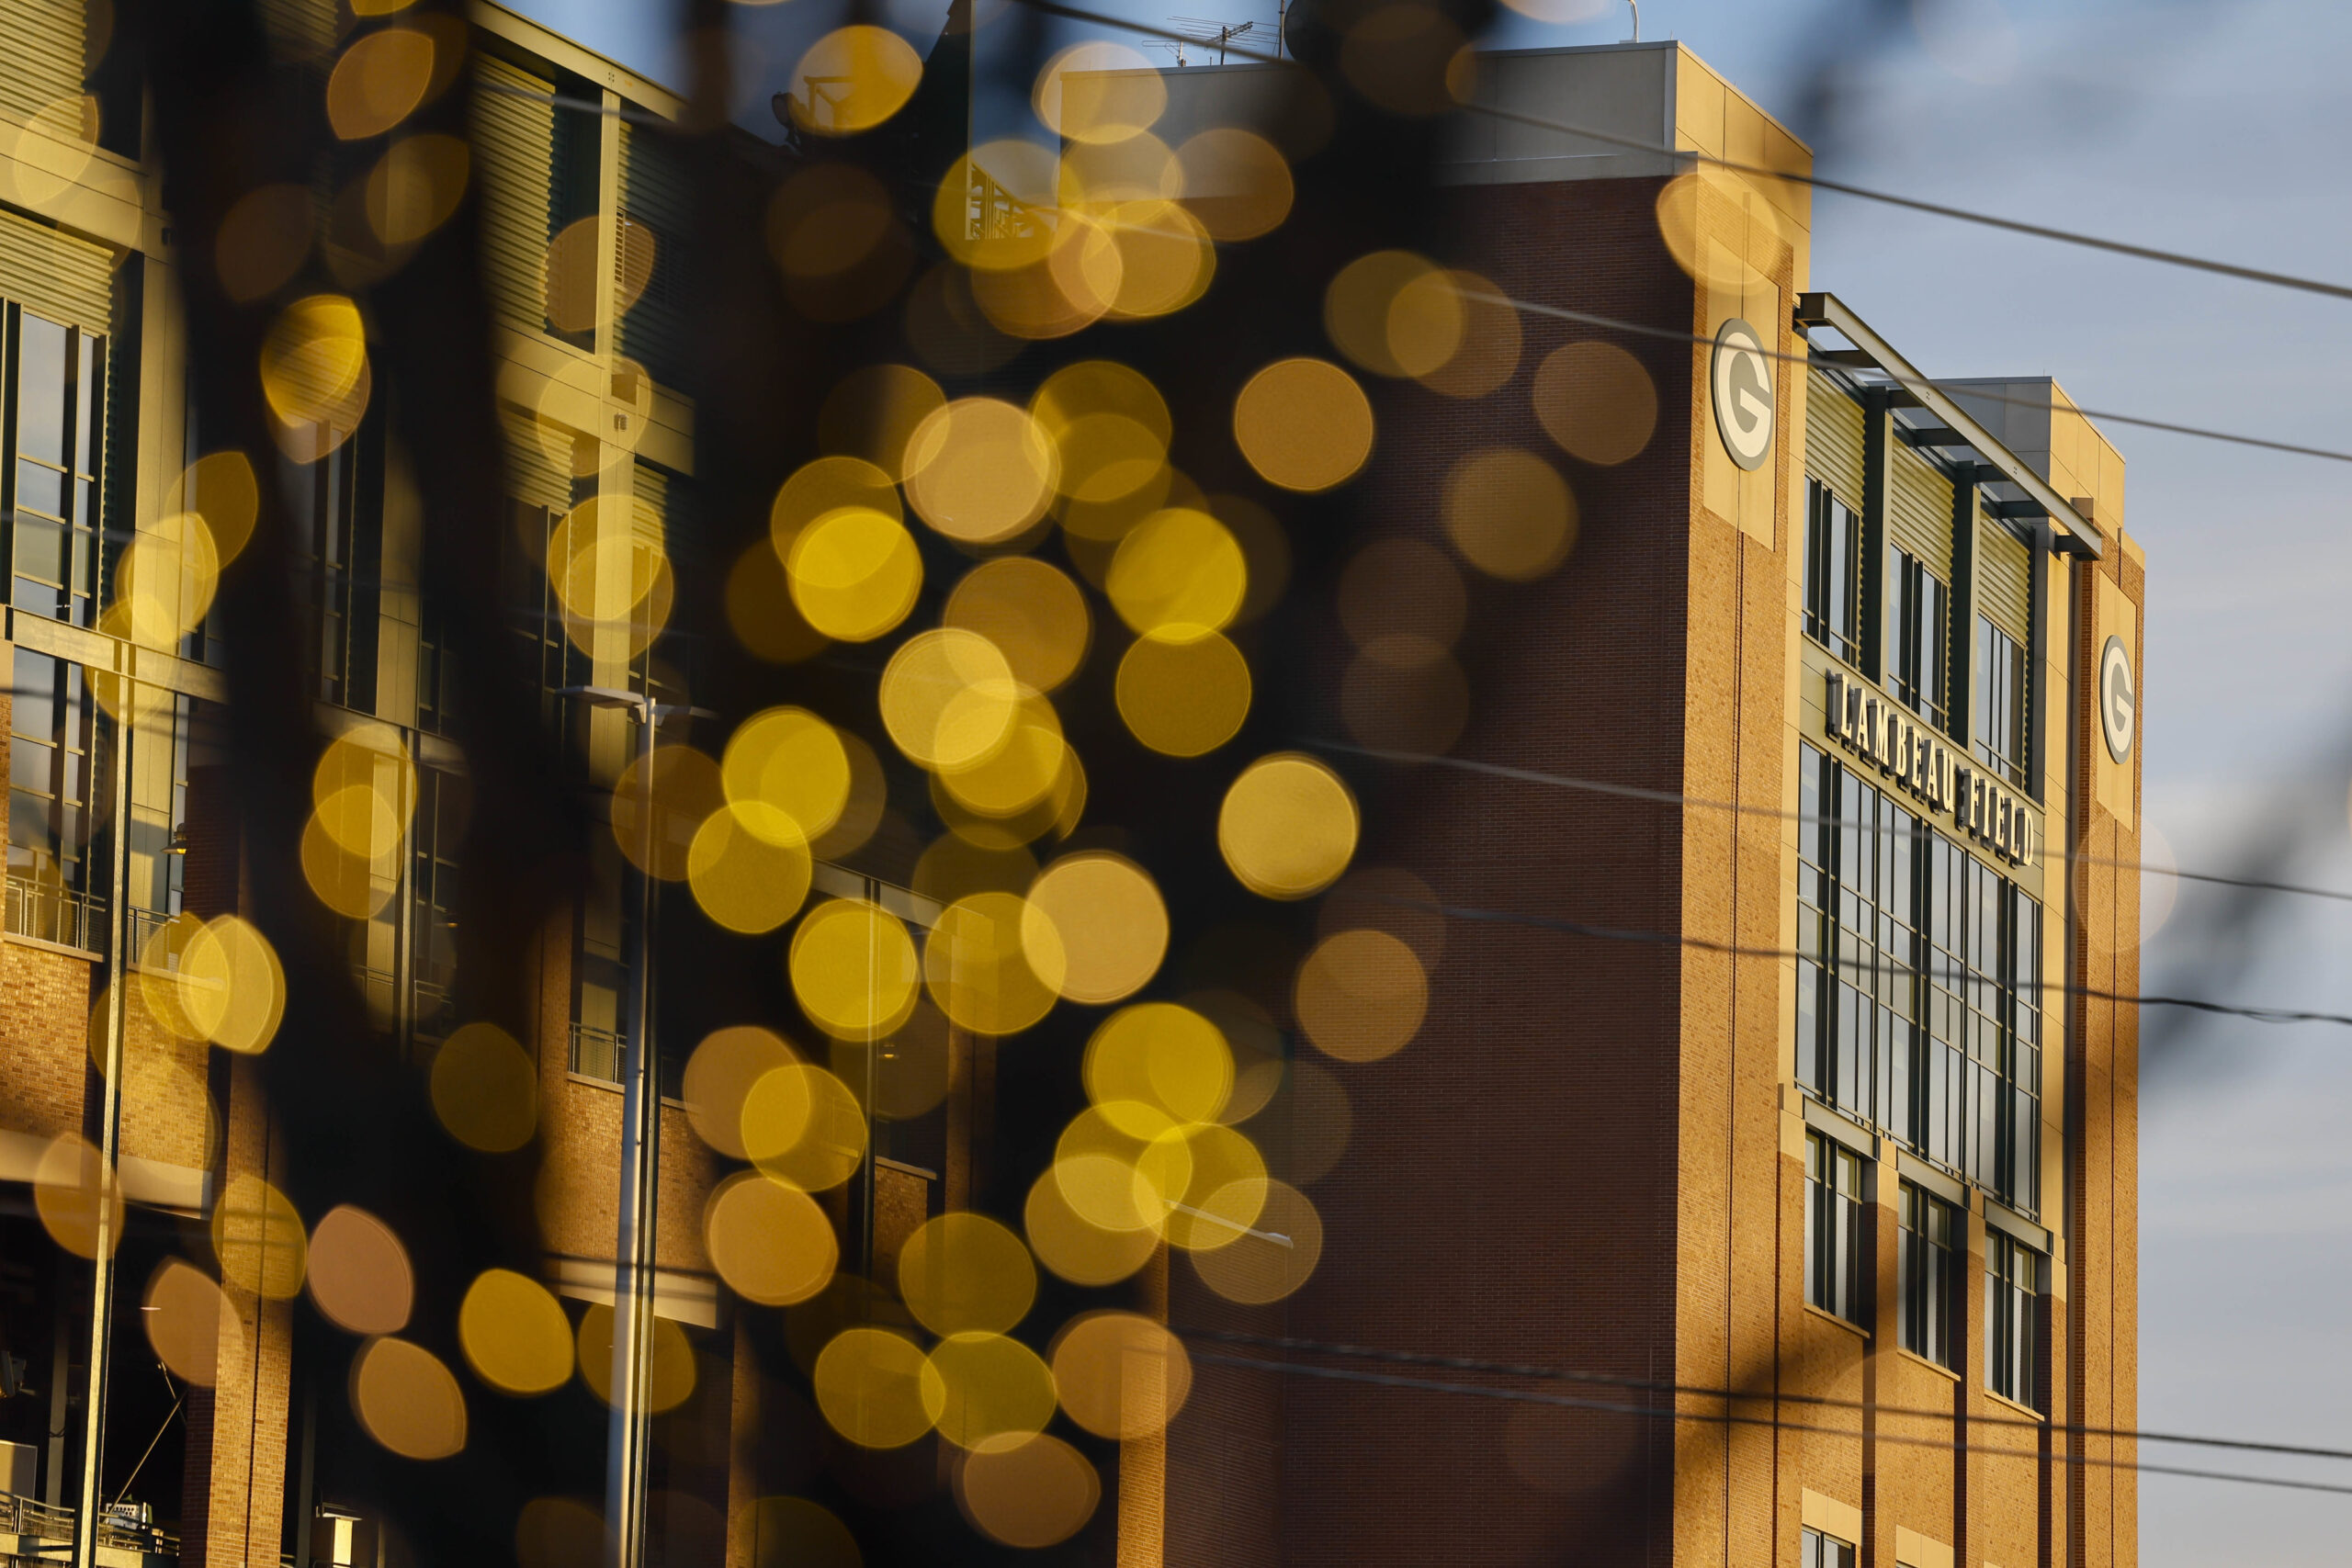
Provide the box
[1795,293,2103,559]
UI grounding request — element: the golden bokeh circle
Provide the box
[815,368,944,483]
[1532,341,1659,467]
[1083,1003,1233,1126]
[1444,446,1578,580]
[1163,1122,1268,1252]
[741,1064,869,1191]
[923,891,1067,1036]
[812,1326,944,1449]
[957,1432,1101,1549]
[1177,129,1294,242]
[1054,1105,1190,1235]
[721,706,850,843]
[325,27,435,141]
[1034,41,1164,143]
[33,1134,121,1259]
[788,899,920,1042]
[705,1171,839,1306]
[878,629,1021,772]
[458,1269,574,1395]
[1233,358,1374,492]
[611,744,726,885]
[213,1171,308,1300]
[178,915,287,1055]
[683,1025,798,1159]
[1115,631,1250,757]
[1023,853,1168,1005]
[1217,754,1359,899]
[786,506,922,643]
[1295,929,1430,1062]
[307,1205,413,1337]
[145,1259,232,1386]
[927,1332,1058,1450]
[1106,508,1247,641]
[428,1021,537,1153]
[1049,1312,1192,1439]
[352,1337,468,1460]
[1023,1168,1159,1287]
[576,1304,697,1414]
[769,455,902,548]
[786,27,923,136]
[899,1212,1036,1337]
[902,398,1061,545]
[944,558,1091,694]
[687,804,813,935]
[1189,1179,1324,1303]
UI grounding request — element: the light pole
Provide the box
[553,684,708,1568]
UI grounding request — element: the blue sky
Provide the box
[512,0,2352,1556]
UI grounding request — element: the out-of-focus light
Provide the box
[1233,358,1374,492]
[784,28,922,136]
[789,899,920,1042]
[1218,753,1359,898]
[944,558,1092,694]
[1049,1311,1192,1439]
[1444,446,1578,579]
[705,1171,838,1305]
[1295,929,1429,1061]
[682,1025,798,1158]
[458,1269,573,1394]
[428,1021,537,1153]
[351,1337,467,1459]
[1533,341,1659,466]
[307,1205,413,1336]
[813,1326,944,1448]
[741,1062,869,1190]
[326,28,435,141]
[956,1432,1100,1549]
[144,1259,232,1386]
[927,1332,1057,1450]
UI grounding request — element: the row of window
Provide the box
[1797,744,2041,1213]
[1804,1131,2042,1408]
[1802,479,2030,791]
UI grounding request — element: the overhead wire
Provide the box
[1181,1346,2352,1498]
[1006,0,2352,305]
[1181,1325,2352,1465]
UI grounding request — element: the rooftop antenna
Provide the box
[1170,16,1256,63]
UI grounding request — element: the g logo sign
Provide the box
[1710,317,1774,471]
[2100,634,2135,762]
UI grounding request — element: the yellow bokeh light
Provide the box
[1023,1168,1159,1287]
[1060,133,1183,208]
[1232,358,1374,492]
[1444,446,1578,580]
[259,294,370,459]
[902,398,1060,545]
[899,1212,1036,1337]
[1082,1003,1232,1126]
[546,496,671,637]
[1295,929,1429,1061]
[1102,199,1216,320]
[1189,1178,1324,1303]
[1320,863,1449,970]
[577,1303,697,1413]
[768,455,902,551]
[1532,340,1659,467]
[688,803,813,935]
[1054,1104,1190,1235]
[1324,251,1443,378]
[175,915,287,1055]
[814,729,889,861]
[1034,41,1164,143]
[933,141,1060,272]
[307,1205,413,1337]
[325,27,435,141]
[944,557,1091,693]
[744,1499,860,1568]
[1023,853,1167,1005]
[144,1259,232,1386]
[957,1432,1101,1550]
[214,184,311,306]
[1162,1122,1269,1251]
[682,1024,798,1159]
[612,744,726,885]
[32,1134,119,1260]
[786,506,923,643]
[924,892,1066,1036]
[1031,360,1170,506]
[213,1172,308,1301]
[428,1021,538,1153]
[789,898,920,1042]
[1177,128,1294,242]
[353,1337,467,1460]
[786,27,922,136]
[1115,630,1250,757]
[879,629,1022,773]
[544,215,652,334]
[1416,268,1521,399]
[936,695,1069,823]
[1049,1312,1192,1439]
[814,367,945,484]
[741,1063,869,1190]
[365,132,469,245]
[1217,753,1359,899]
[722,707,850,843]
[832,999,954,1122]
[704,1171,838,1305]
[814,1326,944,1449]
[165,450,261,565]
[111,512,220,649]
[458,1269,574,1395]
[1106,508,1246,640]
[927,1332,1057,1450]
[1340,536,1464,651]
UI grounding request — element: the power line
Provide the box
[1007,0,2352,307]
[1314,739,2352,909]
[1180,1326,2352,1466]
[1182,1348,2352,1498]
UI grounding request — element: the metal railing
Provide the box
[127,905,177,965]
[0,1491,178,1558]
[570,1021,624,1083]
[5,874,106,953]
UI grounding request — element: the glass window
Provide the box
[11,311,104,627]
[6,649,106,949]
[1804,480,1861,663]
[1804,1132,1867,1325]
[1985,1231,2041,1407]
[1802,1526,1857,1568]
[1886,546,1950,730]
[1974,616,2029,788]
[411,769,469,1043]
[1898,1183,1957,1367]
[286,429,382,709]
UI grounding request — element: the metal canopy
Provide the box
[1795,292,2104,560]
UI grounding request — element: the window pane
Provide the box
[17,317,68,464]
[17,460,64,518]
